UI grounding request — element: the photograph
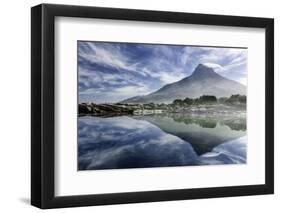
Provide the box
[78,41,248,170]
[30,3,274,209]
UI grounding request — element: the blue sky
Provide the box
[78,41,247,103]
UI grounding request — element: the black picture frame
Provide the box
[31,3,274,209]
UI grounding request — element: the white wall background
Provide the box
[0,0,279,212]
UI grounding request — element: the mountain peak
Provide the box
[121,63,246,104]
[191,64,218,78]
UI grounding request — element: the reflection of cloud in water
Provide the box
[79,116,198,170]
[78,116,247,170]
[199,136,247,165]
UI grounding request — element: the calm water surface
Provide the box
[78,114,247,170]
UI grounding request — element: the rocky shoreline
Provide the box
[79,102,246,117]
[79,95,246,116]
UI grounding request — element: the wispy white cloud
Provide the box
[80,83,151,103]
[202,63,224,72]
[158,72,186,84]
[113,85,151,97]
[180,46,247,85]
[79,42,137,71]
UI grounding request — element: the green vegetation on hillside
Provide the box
[172,94,246,106]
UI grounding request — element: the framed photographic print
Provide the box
[31,4,274,209]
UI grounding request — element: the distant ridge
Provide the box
[121,64,246,104]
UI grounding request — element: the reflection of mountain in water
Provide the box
[136,114,246,155]
[78,115,247,170]
[168,113,246,131]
